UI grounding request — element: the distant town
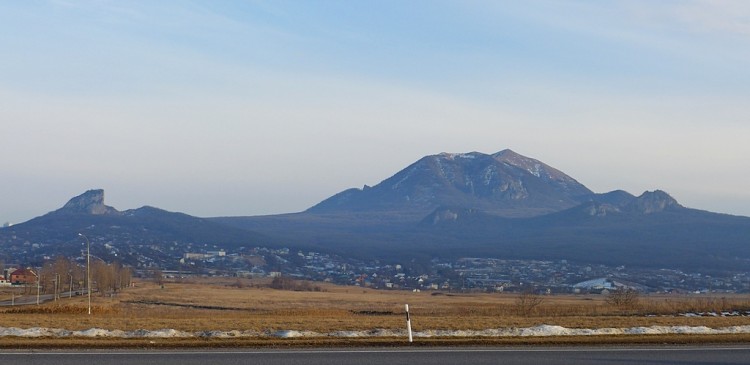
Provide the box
[197,246,750,294]
[6,238,746,295]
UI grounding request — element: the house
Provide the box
[183,253,207,260]
[10,267,37,285]
[3,267,18,280]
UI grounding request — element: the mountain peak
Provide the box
[493,148,519,158]
[57,189,119,215]
[308,149,594,217]
[628,190,682,214]
[436,151,484,160]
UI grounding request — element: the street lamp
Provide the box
[78,233,91,315]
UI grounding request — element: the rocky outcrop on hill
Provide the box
[56,189,119,215]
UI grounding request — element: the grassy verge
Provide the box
[1,278,749,348]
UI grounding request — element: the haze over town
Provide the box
[2,1,750,224]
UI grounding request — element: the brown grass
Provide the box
[1,278,749,347]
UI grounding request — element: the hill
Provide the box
[0,189,273,266]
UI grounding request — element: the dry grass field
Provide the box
[2,277,750,347]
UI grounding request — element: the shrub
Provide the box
[606,288,640,309]
[269,276,322,292]
[514,289,544,316]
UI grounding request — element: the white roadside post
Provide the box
[405,304,413,343]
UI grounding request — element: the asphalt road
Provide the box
[1,346,749,365]
[0,290,86,306]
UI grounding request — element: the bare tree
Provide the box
[70,262,86,293]
[91,260,117,296]
[515,288,545,316]
[606,288,640,309]
[118,265,132,290]
[38,256,87,295]
[51,256,71,294]
[152,269,164,286]
[31,255,134,300]
[39,262,54,294]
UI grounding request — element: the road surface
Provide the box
[0,346,749,365]
[0,290,85,306]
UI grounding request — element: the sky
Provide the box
[1,0,750,223]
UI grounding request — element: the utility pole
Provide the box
[79,233,91,315]
[55,273,60,301]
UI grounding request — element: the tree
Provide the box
[152,269,164,286]
[35,255,136,298]
[51,256,72,294]
[515,288,545,316]
[70,262,86,293]
[118,265,132,290]
[606,288,640,309]
[38,256,84,296]
[270,276,295,290]
[91,260,115,296]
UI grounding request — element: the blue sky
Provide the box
[2,0,749,222]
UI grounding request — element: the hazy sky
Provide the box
[2,1,750,223]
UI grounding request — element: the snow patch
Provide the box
[482,166,497,186]
[529,163,542,177]
[440,153,476,160]
[272,330,321,338]
[72,328,127,337]
[3,325,750,338]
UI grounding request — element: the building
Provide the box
[10,267,37,285]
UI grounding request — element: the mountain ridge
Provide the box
[3,149,750,274]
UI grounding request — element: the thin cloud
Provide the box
[646,0,750,36]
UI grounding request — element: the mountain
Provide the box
[415,190,750,271]
[4,150,750,275]
[216,150,750,273]
[307,149,593,218]
[0,189,272,266]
